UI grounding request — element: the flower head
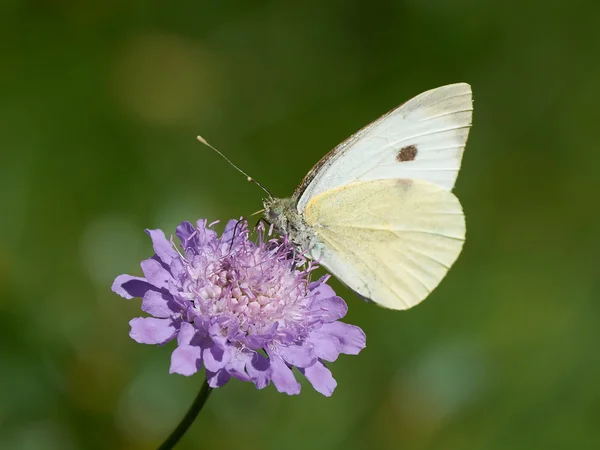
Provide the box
[112,219,366,396]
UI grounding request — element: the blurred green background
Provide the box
[2,1,599,449]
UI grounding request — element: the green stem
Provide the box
[158,378,213,450]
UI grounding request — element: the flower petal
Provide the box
[195,219,217,245]
[142,290,179,318]
[145,229,178,266]
[112,275,155,299]
[140,258,173,289]
[307,333,342,362]
[225,353,251,382]
[129,317,177,344]
[301,361,337,397]
[221,219,240,245]
[268,353,300,395]
[308,277,336,299]
[176,221,198,253]
[309,295,348,323]
[170,345,202,376]
[317,322,366,355]
[278,344,316,368]
[203,344,232,372]
[243,323,277,350]
[246,352,271,389]
[169,257,185,280]
[177,322,197,346]
[207,317,233,347]
[206,369,231,388]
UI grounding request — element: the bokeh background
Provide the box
[2,1,599,449]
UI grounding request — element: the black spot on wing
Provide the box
[396,145,418,162]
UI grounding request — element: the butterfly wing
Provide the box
[295,83,472,212]
[304,178,465,310]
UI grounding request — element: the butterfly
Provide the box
[262,83,472,310]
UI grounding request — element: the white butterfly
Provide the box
[262,83,472,310]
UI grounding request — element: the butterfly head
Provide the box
[263,197,295,232]
[263,197,316,251]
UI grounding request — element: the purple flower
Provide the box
[112,219,366,396]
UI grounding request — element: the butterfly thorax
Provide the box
[263,197,317,252]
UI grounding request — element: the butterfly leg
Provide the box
[227,219,246,253]
[253,217,270,231]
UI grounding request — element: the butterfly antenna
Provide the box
[248,208,265,217]
[196,135,273,198]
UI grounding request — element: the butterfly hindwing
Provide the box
[304,178,465,310]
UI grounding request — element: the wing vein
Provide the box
[403,245,452,270]
[416,108,473,123]
[377,166,459,172]
[388,125,471,147]
[329,224,464,240]
[391,252,433,294]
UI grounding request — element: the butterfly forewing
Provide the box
[295,83,472,213]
